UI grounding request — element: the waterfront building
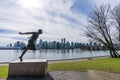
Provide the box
[43,41,48,49]
[71,42,74,49]
[9,44,12,47]
[14,41,26,49]
[14,41,21,48]
[63,38,66,49]
[38,39,43,49]
[66,41,70,49]
[21,42,26,48]
[61,38,64,49]
[56,42,60,49]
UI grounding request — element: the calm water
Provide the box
[0,49,110,62]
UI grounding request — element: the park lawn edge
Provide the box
[0,58,120,78]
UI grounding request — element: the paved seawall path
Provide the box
[0,70,120,80]
[0,56,109,66]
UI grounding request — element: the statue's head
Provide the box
[38,29,42,34]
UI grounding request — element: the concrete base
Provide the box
[8,59,48,77]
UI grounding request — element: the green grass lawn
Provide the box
[49,58,120,72]
[0,66,8,78]
[0,58,120,78]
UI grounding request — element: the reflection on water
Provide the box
[0,49,110,62]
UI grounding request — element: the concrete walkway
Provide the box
[88,70,120,80]
[1,70,120,80]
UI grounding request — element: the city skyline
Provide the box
[0,38,103,50]
[0,0,120,45]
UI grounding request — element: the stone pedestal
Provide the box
[8,59,48,77]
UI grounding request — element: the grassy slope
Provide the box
[0,58,120,78]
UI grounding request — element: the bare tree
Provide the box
[85,4,120,57]
[111,4,120,42]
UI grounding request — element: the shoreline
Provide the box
[0,56,109,66]
[48,55,109,63]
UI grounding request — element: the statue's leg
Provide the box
[19,48,28,61]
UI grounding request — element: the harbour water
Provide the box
[0,49,110,63]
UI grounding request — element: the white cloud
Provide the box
[1,0,120,45]
[0,0,85,44]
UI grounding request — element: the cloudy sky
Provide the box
[0,0,120,45]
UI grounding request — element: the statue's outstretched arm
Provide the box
[19,32,35,35]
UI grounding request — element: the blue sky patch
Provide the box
[0,29,17,34]
[71,0,93,15]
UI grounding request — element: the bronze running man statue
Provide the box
[19,29,42,61]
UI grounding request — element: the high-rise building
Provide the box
[38,39,43,49]
[63,38,66,49]
[66,41,70,49]
[14,41,26,48]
